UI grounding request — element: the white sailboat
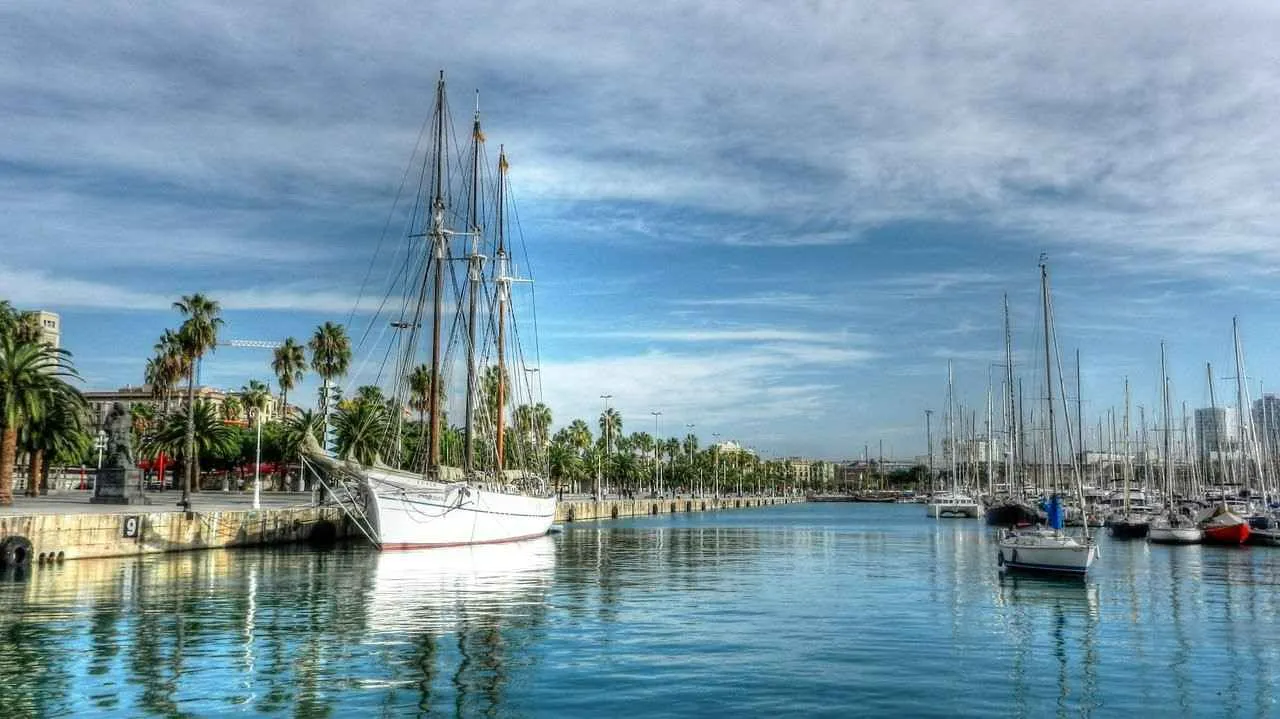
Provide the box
[305,73,555,549]
[928,360,982,518]
[997,259,1097,576]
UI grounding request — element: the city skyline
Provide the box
[6,2,1280,458]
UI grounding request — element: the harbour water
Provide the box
[1,503,1277,717]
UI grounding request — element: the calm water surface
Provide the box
[1,503,1278,718]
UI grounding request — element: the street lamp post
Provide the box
[712,432,720,497]
[686,423,695,496]
[253,406,263,510]
[599,393,612,500]
[651,411,662,497]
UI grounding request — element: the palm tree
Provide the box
[145,332,187,413]
[547,442,580,493]
[0,333,81,505]
[129,403,156,447]
[20,381,88,496]
[281,410,323,490]
[407,364,433,423]
[271,337,306,421]
[220,395,243,423]
[332,399,389,465]
[240,380,271,421]
[142,401,237,486]
[598,408,622,468]
[566,419,593,454]
[173,294,223,502]
[308,322,351,450]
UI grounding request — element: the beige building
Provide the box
[84,384,281,430]
[33,310,60,348]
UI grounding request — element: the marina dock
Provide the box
[0,492,804,565]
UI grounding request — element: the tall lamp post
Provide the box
[685,423,695,496]
[252,404,263,510]
[599,393,612,499]
[712,432,721,497]
[651,410,662,497]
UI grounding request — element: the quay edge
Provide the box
[0,495,803,567]
[0,505,351,565]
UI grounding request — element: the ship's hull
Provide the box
[1108,517,1150,539]
[928,501,981,518]
[997,530,1097,575]
[985,501,1040,527]
[1148,524,1202,544]
[367,482,557,549]
[1201,521,1250,545]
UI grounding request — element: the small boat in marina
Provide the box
[1198,504,1250,545]
[995,259,1097,577]
[1107,379,1151,539]
[998,496,1097,576]
[927,491,982,518]
[1148,512,1203,544]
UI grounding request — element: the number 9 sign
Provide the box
[122,516,140,539]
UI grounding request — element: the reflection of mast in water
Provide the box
[1167,549,1193,714]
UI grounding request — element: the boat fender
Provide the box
[1010,549,1018,565]
[997,551,1005,567]
[0,536,34,569]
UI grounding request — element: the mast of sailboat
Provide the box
[427,71,448,475]
[494,146,510,474]
[463,92,485,474]
[1207,362,1226,509]
[1003,294,1018,499]
[1040,258,1058,496]
[1076,348,1085,488]
[947,360,957,496]
[1161,343,1173,513]
[1123,377,1131,515]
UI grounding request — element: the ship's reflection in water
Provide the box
[1,504,1279,718]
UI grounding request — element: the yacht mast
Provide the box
[1161,343,1172,505]
[1003,294,1018,497]
[494,146,510,473]
[427,72,448,474]
[463,93,485,473]
[1040,259,1058,494]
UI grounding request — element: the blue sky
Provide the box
[5,1,1280,460]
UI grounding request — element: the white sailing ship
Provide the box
[305,73,556,548]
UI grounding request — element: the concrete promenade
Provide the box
[0,490,805,566]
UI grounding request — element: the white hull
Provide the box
[366,478,556,549]
[1148,526,1203,544]
[928,501,981,518]
[998,529,1097,575]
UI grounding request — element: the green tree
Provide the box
[220,395,243,423]
[332,398,389,465]
[173,294,223,501]
[270,337,306,420]
[141,401,237,490]
[20,381,88,496]
[308,322,351,450]
[0,330,81,505]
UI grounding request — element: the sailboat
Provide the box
[928,361,982,518]
[996,259,1097,576]
[1109,377,1151,539]
[986,294,1041,528]
[1196,361,1250,545]
[304,73,556,549]
[1148,343,1201,544]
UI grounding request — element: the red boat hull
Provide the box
[1202,522,1250,545]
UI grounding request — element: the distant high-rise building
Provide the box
[1195,406,1238,458]
[1252,394,1280,456]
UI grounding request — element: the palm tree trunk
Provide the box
[183,363,197,501]
[26,448,43,497]
[0,426,17,505]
